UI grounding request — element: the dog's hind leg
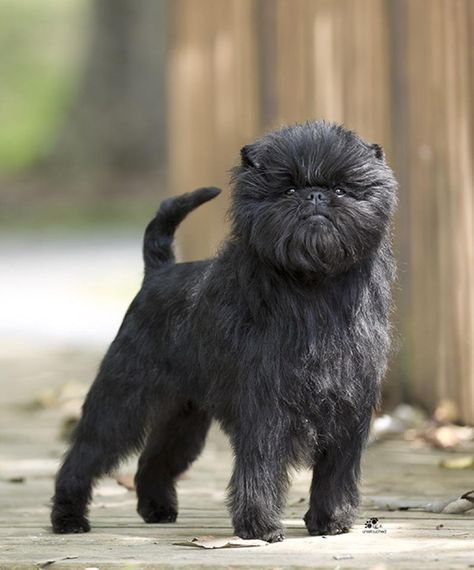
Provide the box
[135,401,211,523]
[51,345,154,534]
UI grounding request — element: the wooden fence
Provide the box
[167,0,474,423]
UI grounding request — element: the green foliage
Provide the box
[0,0,87,173]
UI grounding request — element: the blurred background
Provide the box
[1,0,473,427]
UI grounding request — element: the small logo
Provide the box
[362,517,387,534]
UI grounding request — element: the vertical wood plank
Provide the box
[167,0,259,260]
[401,0,474,422]
[167,0,474,422]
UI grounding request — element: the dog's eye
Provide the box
[334,188,345,197]
[285,188,296,196]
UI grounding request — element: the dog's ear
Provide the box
[371,143,384,161]
[240,144,260,169]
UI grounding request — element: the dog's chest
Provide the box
[211,301,352,383]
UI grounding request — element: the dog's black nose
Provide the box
[307,190,327,204]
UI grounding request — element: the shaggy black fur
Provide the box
[51,121,397,542]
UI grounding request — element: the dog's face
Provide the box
[231,122,397,276]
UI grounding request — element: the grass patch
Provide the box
[0,0,87,173]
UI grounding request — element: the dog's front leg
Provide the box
[227,424,289,542]
[304,415,371,536]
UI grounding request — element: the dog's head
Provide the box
[230,121,397,276]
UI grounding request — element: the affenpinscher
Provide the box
[51,121,396,542]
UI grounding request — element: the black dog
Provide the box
[51,121,397,542]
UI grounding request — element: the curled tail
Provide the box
[143,186,221,272]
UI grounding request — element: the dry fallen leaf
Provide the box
[288,497,306,506]
[31,381,87,410]
[368,490,474,514]
[116,473,135,490]
[434,399,459,424]
[441,490,474,514]
[439,456,474,470]
[60,417,79,442]
[429,425,462,449]
[424,425,474,450]
[175,535,268,549]
[27,381,88,442]
[369,404,428,444]
[36,555,78,569]
[6,476,25,484]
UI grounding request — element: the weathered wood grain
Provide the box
[0,350,473,569]
[167,0,474,424]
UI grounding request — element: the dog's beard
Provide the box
[233,195,389,276]
[230,122,396,276]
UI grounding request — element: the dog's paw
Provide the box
[51,512,90,534]
[306,520,349,536]
[138,501,177,524]
[304,509,355,536]
[235,526,285,543]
